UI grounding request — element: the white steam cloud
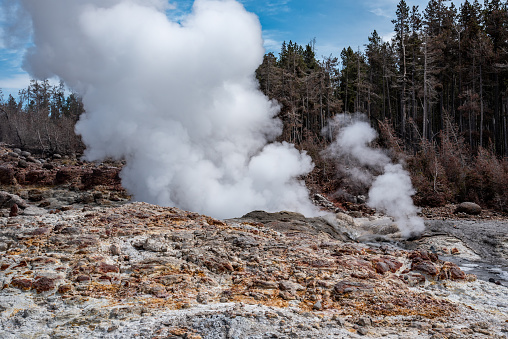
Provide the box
[324,114,425,238]
[15,0,318,219]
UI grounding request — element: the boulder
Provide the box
[411,260,439,276]
[0,166,15,185]
[17,159,29,168]
[0,191,28,209]
[24,170,55,186]
[81,168,121,189]
[454,202,481,215]
[9,203,18,217]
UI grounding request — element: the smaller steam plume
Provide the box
[323,114,425,238]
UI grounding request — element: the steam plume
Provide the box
[324,114,424,238]
[16,0,318,218]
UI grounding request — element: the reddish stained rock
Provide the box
[429,252,439,262]
[375,261,390,274]
[411,260,439,276]
[1,264,10,271]
[11,278,33,291]
[81,168,121,189]
[31,257,57,266]
[409,250,428,261]
[98,262,119,274]
[374,257,403,274]
[439,262,466,280]
[13,260,28,268]
[24,170,55,186]
[334,280,373,294]
[409,250,438,263]
[450,266,466,280]
[57,284,73,294]
[9,203,18,217]
[76,275,91,282]
[334,246,362,256]
[0,166,15,185]
[338,258,375,272]
[98,275,112,282]
[14,172,26,184]
[32,276,57,293]
[55,168,77,185]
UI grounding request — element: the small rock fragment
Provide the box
[9,203,18,217]
[357,327,369,335]
[110,244,121,256]
[357,317,372,327]
[196,293,209,304]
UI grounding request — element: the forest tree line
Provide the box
[258,0,508,156]
[256,0,508,211]
[0,79,84,154]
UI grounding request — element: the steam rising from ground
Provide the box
[324,114,424,238]
[16,0,318,218]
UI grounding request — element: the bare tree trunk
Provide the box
[386,75,392,119]
[356,47,361,112]
[480,63,484,148]
[423,36,428,141]
[382,64,386,120]
[401,27,407,139]
[0,107,24,146]
[503,98,508,156]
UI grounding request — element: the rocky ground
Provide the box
[0,144,507,338]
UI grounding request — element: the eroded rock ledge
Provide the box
[1,202,507,338]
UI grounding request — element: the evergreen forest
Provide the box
[256,0,508,212]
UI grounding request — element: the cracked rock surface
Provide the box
[0,202,507,338]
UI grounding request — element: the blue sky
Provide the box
[0,0,459,100]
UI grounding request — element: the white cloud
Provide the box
[261,29,286,53]
[381,31,395,43]
[315,42,341,59]
[240,0,290,15]
[0,72,30,89]
[370,7,391,18]
[263,37,281,53]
